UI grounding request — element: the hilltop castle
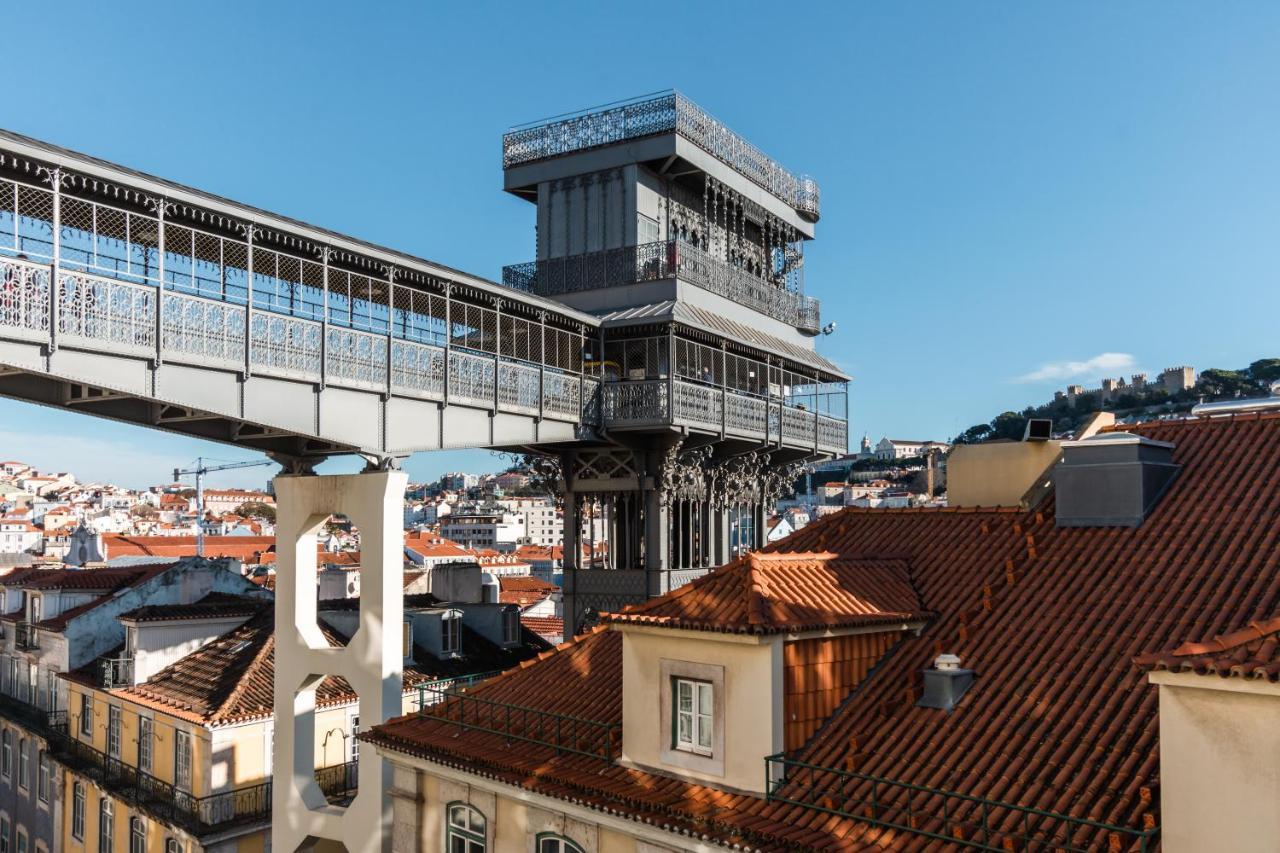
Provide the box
[1055,366,1195,408]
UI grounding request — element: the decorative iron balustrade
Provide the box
[314,760,358,801]
[14,622,38,650]
[764,755,1158,853]
[100,656,134,689]
[503,240,821,332]
[0,165,594,425]
[502,91,820,219]
[49,730,271,835]
[416,685,620,763]
[601,380,845,453]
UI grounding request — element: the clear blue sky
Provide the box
[2,2,1278,488]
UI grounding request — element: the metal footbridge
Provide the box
[0,128,845,463]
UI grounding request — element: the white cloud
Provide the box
[1013,352,1137,384]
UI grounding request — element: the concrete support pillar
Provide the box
[752,502,768,550]
[272,470,407,853]
[563,489,579,633]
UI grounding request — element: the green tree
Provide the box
[953,423,994,445]
[235,501,277,523]
[1195,369,1255,400]
[1247,359,1280,385]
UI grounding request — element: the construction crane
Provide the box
[173,457,275,557]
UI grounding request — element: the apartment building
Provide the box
[365,410,1280,852]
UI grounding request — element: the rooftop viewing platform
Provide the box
[502,91,821,221]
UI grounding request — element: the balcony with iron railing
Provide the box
[48,729,272,836]
[100,655,134,689]
[502,91,821,220]
[502,239,820,333]
[314,760,358,803]
[14,622,38,650]
[764,754,1159,853]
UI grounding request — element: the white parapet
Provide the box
[272,469,407,853]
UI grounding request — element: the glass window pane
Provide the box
[697,715,712,749]
[697,682,712,713]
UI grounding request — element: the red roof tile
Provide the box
[364,414,1280,850]
[606,553,927,634]
[1136,614,1280,682]
[519,615,564,639]
[498,576,558,608]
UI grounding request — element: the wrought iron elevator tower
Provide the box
[499,92,849,632]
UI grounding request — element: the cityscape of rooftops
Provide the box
[0,4,1276,852]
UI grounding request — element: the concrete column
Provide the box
[562,488,579,634]
[272,470,407,853]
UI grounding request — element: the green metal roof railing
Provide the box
[416,684,620,763]
[764,754,1158,853]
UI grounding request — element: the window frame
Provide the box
[35,751,47,804]
[98,797,113,853]
[441,611,462,656]
[672,677,714,756]
[0,814,9,853]
[14,827,24,853]
[1,730,10,780]
[128,816,145,853]
[107,706,122,758]
[137,717,152,774]
[535,835,585,853]
[16,738,27,791]
[444,801,486,852]
[501,607,520,645]
[174,731,192,793]
[71,782,85,840]
[79,693,92,737]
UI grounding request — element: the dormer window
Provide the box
[502,607,519,645]
[674,677,714,756]
[442,610,462,656]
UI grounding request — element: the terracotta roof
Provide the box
[30,564,180,630]
[519,615,564,639]
[606,553,927,634]
[118,592,267,623]
[498,576,558,608]
[115,606,552,726]
[1136,614,1280,682]
[365,413,1280,851]
[102,534,274,562]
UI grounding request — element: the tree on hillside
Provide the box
[129,503,157,518]
[1194,369,1255,400]
[1247,359,1280,385]
[953,423,994,445]
[235,501,276,523]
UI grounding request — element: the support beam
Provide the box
[273,469,406,853]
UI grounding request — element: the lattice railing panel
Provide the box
[672,380,721,429]
[497,361,541,413]
[58,271,156,352]
[326,327,388,389]
[0,257,50,338]
[543,370,581,420]
[391,340,445,398]
[162,292,245,366]
[249,312,321,380]
[448,349,495,406]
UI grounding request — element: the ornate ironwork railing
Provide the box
[314,760,358,801]
[502,91,821,219]
[412,670,506,711]
[416,685,620,763]
[14,622,38,650]
[0,160,597,428]
[503,240,820,333]
[764,755,1158,853]
[100,656,134,689]
[601,380,845,453]
[48,730,271,835]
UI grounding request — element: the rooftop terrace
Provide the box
[502,91,821,220]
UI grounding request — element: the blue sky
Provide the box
[2,2,1278,488]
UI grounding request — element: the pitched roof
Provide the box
[115,606,552,726]
[519,615,564,639]
[365,413,1280,850]
[118,592,267,623]
[102,534,274,562]
[1136,614,1280,682]
[606,553,927,634]
[498,576,558,608]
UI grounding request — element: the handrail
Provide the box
[14,622,38,650]
[314,759,358,800]
[416,686,620,763]
[764,754,1158,853]
[47,729,271,835]
[502,239,820,332]
[501,90,820,219]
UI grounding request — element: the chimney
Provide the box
[1055,432,1179,527]
[917,654,974,711]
